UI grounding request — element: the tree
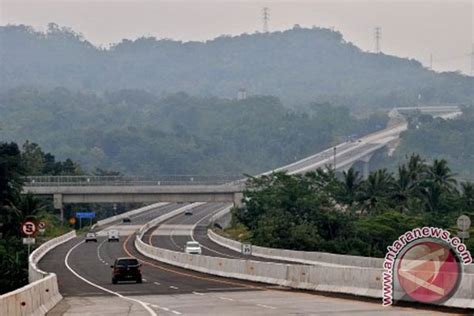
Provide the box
[356,169,394,215]
[337,168,362,207]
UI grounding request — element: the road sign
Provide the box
[22,237,35,245]
[76,212,96,219]
[241,243,252,255]
[21,221,36,236]
[38,221,46,234]
[68,217,76,225]
[457,215,471,231]
[458,231,470,239]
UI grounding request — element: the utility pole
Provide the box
[262,7,270,33]
[374,27,382,53]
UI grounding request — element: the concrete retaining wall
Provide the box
[137,232,474,309]
[0,230,76,316]
[135,236,383,298]
[208,229,382,268]
[209,205,233,229]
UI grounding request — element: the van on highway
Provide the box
[108,230,120,242]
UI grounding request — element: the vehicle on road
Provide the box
[111,257,142,284]
[185,241,202,254]
[184,209,193,215]
[108,230,120,242]
[122,217,131,223]
[85,232,97,243]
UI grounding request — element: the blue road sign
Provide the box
[76,212,96,219]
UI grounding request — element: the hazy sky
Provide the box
[1,0,473,75]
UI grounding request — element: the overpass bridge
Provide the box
[22,105,462,217]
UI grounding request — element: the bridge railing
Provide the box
[22,175,243,186]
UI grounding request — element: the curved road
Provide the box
[39,203,458,315]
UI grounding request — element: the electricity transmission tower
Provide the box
[262,7,270,33]
[374,27,382,53]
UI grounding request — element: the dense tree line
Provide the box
[1,24,472,108]
[233,155,474,257]
[0,88,387,175]
[375,106,474,181]
[0,142,97,293]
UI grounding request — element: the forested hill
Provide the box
[0,88,386,175]
[1,24,472,108]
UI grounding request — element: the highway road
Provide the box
[39,202,454,315]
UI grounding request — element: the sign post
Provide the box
[241,243,252,256]
[76,212,96,229]
[21,221,37,257]
[457,215,471,244]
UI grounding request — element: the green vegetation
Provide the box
[0,88,387,175]
[1,24,472,109]
[232,155,474,257]
[378,106,474,181]
[0,142,85,293]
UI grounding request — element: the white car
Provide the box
[108,230,120,242]
[85,232,97,243]
[184,241,202,255]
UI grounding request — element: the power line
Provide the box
[262,7,270,33]
[374,26,382,53]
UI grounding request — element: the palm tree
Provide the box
[427,159,457,191]
[407,154,427,183]
[338,168,362,207]
[357,169,394,215]
[391,165,417,212]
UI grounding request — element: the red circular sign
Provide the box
[397,241,461,304]
[21,221,37,236]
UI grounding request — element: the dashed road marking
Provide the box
[169,286,179,290]
[257,304,276,310]
[218,296,235,301]
[65,240,157,316]
[192,291,205,296]
[154,282,160,286]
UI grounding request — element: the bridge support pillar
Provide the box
[362,161,370,180]
[53,194,64,224]
[233,192,244,208]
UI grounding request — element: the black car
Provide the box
[111,257,142,284]
[122,217,131,223]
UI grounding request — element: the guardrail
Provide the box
[0,230,76,316]
[22,175,242,187]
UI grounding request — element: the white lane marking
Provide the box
[192,291,205,295]
[65,240,157,316]
[218,296,235,301]
[96,239,108,265]
[256,304,276,310]
[169,285,179,290]
[171,311,182,315]
[190,204,240,259]
[142,278,147,282]
[154,282,161,286]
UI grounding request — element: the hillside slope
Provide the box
[1,24,472,108]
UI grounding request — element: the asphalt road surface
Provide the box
[40,203,462,315]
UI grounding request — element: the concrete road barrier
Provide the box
[0,230,76,316]
[137,234,474,309]
[134,209,474,310]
